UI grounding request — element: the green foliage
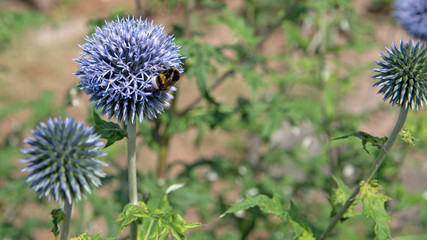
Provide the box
[86,194,122,236]
[221,193,315,239]
[215,8,260,48]
[359,181,392,240]
[1,0,426,239]
[400,128,416,146]
[334,131,388,154]
[0,10,44,50]
[330,176,359,219]
[70,232,115,240]
[179,38,224,105]
[92,110,127,148]
[117,201,201,240]
[50,208,65,239]
[0,91,56,125]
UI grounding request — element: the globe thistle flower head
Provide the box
[20,117,107,204]
[373,40,427,110]
[75,17,184,123]
[395,0,427,41]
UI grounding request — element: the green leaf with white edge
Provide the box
[330,176,360,219]
[69,232,115,240]
[117,201,201,240]
[50,208,65,240]
[221,193,286,221]
[93,110,127,148]
[359,180,392,240]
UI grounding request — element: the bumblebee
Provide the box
[150,67,181,92]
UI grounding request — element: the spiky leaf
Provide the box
[359,181,392,240]
[117,201,201,240]
[330,176,360,219]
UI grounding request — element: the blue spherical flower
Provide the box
[373,40,427,110]
[20,117,107,204]
[395,0,427,41]
[75,17,184,123]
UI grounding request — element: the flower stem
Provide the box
[60,200,73,240]
[127,120,138,240]
[319,107,408,240]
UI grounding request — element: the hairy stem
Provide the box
[127,120,138,240]
[319,107,408,240]
[60,200,73,240]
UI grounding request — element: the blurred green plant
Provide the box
[0,10,45,50]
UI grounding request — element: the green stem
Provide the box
[127,120,138,240]
[156,133,170,180]
[143,219,155,240]
[60,200,73,240]
[319,107,408,240]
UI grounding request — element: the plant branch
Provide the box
[127,120,138,240]
[319,107,408,240]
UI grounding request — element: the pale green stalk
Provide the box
[143,220,155,240]
[60,200,73,240]
[127,120,138,240]
[319,107,408,240]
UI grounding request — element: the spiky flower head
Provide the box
[395,0,427,41]
[75,17,184,123]
[373,40,427,110]
[20,117,107,204]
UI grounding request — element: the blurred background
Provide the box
[1,0,427,239]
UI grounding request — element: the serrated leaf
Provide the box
[222,194,315,239]
[156,212,202,240]
[70,232,115,240]
[359,181,392,240]
[93,110,127,148]
[117,201,201,240]
[334,131,388,154]
[116,202,145,232]
[330,176,360,219]
[50,208,65,240]
[220,193,286,221]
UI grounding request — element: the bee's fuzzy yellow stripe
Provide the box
[159,74,167,84]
